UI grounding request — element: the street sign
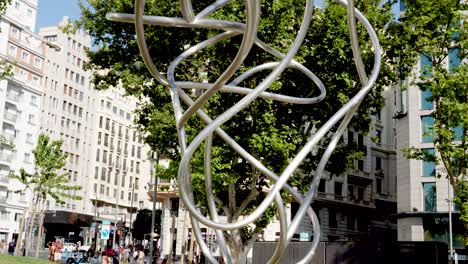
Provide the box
[101,225,110,239]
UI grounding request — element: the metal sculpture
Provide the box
[107,0,381,263]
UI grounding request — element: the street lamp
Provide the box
[149,151,159,264]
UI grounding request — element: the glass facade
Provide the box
[420,54,432,77]
[422,148,435,177]
[421,116,434,143]
[423,182,437,212]
[449,48,461,72]
[420,88,433,110]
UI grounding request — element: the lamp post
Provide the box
[448,180,455,264]
[149,152,159,264]
[129,182,135,244]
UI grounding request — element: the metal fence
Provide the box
[253,241,449,264]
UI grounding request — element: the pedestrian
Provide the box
[136,248,145,264]
[102,252,109,264]
[54,240,63,263]
[7,240,15,255]
[48,241,56,262]
[0,239,5,254]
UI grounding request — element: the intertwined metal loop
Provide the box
[108,0,381,263]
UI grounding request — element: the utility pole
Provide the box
[149,152,159,264]
[113,169,121,250]
[129,182,135,244]
[448,181,455,264]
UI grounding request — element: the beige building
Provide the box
[38,17,153,245]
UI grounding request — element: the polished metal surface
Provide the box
[107,0,381,263]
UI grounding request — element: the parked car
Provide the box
[62,243,78,252]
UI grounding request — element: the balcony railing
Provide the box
[0,174,9,185]
[4,112,18,123]
[6,92,20,102]
[0,152,13,163]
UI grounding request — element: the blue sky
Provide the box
[36,0,80,32]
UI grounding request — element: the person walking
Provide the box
[54,240,63,263]
[136,247,145,264]
[47,241,56,262]
[7,240,15,255]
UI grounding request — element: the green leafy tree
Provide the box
[9,134,82,257]
[77,0,404,261]
[400,0,468,245]
[0,0,13,79]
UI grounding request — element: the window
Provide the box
[449,48,461,72]
[420,86,433,110]
[103,150,108,164]
[99,116,103,128]
[318,179,326,193]
[420,54,432,77]
[358,160,364,171]
[101,168,107,181]
[22,51,30,62]
[136,162,140,174]
[422,148,435,177]
[94,183,97,194]
[96,149,100,162]
[347,215,355,230]
[423,182,437,212]
[30,95,37,105]
[100,185,104,195]
[34,57,42,68]
[376,157,382,170]
[14,1,19,9]
[126,113,131,120]
[113,106,117,114]
[453,125,463,141]
[357,187,364,200]
[358,134,364,150]
[329,210,337,228]
[128,192,132,201]
[10,27,19,37]
[27,9,32,17]
[375,129,382,144]
[8,45,16,56]
[421,116,435,143]
[334,182,343,197]
[134,193,138,202]
[376,178,382,194]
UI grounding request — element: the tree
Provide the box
[77,0,403,262]
[0,0,13,79]
[132,209,162,241]
[399,0,468,246]
[9,134,82,257]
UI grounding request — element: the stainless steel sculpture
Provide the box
[107,0,381,263]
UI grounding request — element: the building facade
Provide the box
[38,17,153,245]
[394,0,465,250]
[0,0,46,243]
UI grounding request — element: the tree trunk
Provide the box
[25,196,39,257]
[14,208,27,256]
[34,209,45,258]
[168,215,176,264]
[227,230,246,264]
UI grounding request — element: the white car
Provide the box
[78,245,91,252]
[62,243,78,252]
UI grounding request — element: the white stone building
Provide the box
[0,0,46,243]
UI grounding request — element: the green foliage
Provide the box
[400,0,468,245]
[78,0,403,253]
[9,134,82,205]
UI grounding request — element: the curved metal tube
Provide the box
[108,0,382,262]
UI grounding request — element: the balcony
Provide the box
[0,152,13,163]
[0,173,9,187]
[4,112,18,123]
[6,91,20,103]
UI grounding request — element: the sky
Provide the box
[36,0,80,32]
